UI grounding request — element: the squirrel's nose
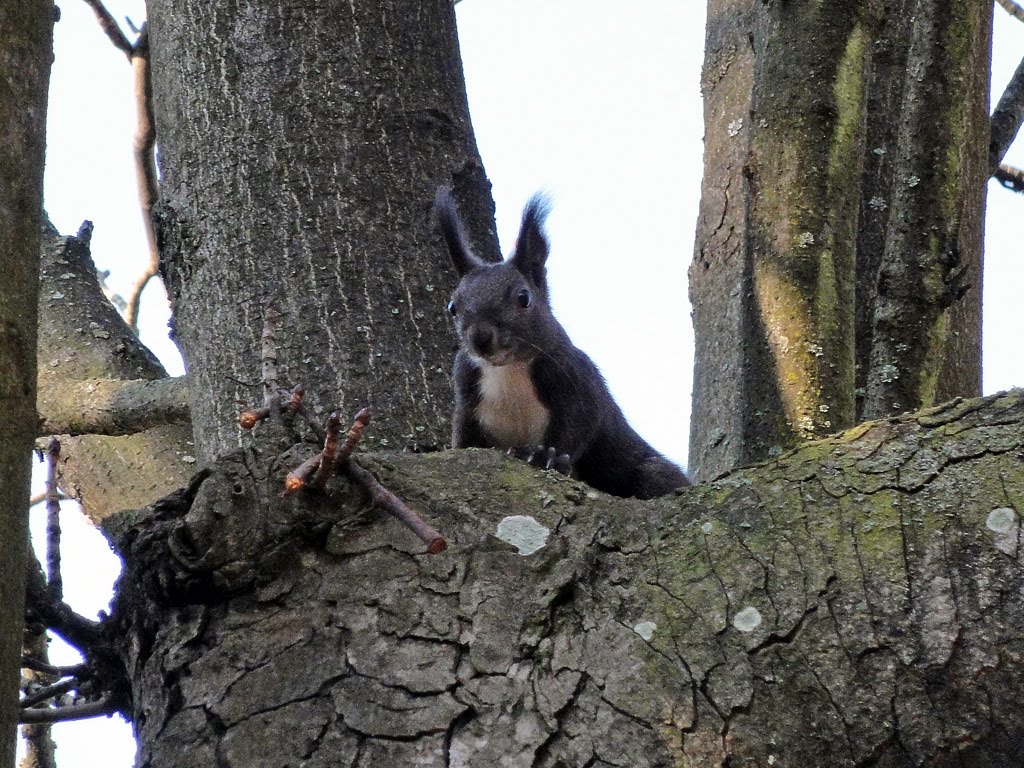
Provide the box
[470,326,495,357]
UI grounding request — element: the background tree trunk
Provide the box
[109,390,1024,767]
[0,4,53,763]
[689,0,990,482]
[148,0,499,463]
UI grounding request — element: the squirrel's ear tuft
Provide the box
[433,188,484,277]
[509,192,551,292]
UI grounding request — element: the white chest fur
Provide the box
[475,361,550,448]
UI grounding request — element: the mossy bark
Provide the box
[0,3,53,762]
[690,0,990,481]
[147,0,499,464]
[108,390,1024,767]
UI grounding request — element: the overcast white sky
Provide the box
[26,2,1024,764]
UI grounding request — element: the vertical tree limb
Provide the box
[124,26,159,334]
[0,5,53,762]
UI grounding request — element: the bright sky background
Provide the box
[24,2,1024,764]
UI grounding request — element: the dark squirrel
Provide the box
[433,189,690,499]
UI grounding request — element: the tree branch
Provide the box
[995,162,1024,192]
[36,376,190,437]
[79,0,133,58]
[19,698,116,725]
[996,0,1024,23]
[44,439,62,601]
[990,52,1024,173]
[124,25,159,334]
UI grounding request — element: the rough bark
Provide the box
[148,0,499,464]
[0,4,53,764]
[37,227,194,523]
[859,0,989,420]
[108,389,1024,767]
[690,0,990,481]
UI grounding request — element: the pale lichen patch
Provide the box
[986,507,1019,556]
[633,621,657,641]
[733,606,762,633]
[495,515,550,556]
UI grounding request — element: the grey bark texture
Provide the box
[0,3,53,764]
[37,227,194,523]
[147,0,499,465]
[689,0,990,482]
[107,389,1024,767]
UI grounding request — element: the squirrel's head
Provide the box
[433,189,555,366]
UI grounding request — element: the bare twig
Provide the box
[19,698,117,725]
[29,491,69,508]
[124,25,159,334]
[80,0,133,58]
[239,406,271,430]
[311,412,343,487]
[20,679,78,710]
[284,453,322,494]
[20,614,57,768]
[335,408,373,467]
[990,53,1024,173]
[996,0,1024,24]
[995,163,1024,192]
[21,659,88,678]
[44,439,62,601]
[24,562,102,651]
[344,460,447,554]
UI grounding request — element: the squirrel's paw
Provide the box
[508,445,572,476]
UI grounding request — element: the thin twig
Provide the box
[996,0,1024,24]
[20,679,78,710]
[29,491,69,508]
[284,453,322,494]
[80,0,133,58]
[124,25,159,334]
[19,698,117,725]
[239,406,271,430]
[344,460,447,554]
[311,412,343,488]
[995,163,1024,192]
[44,439,62,602]
[21,659,88,678]
[20,615,57,768]
[335,408,372,467]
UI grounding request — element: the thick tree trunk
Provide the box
[148,0,498,464]
[109,390,1024,767]
[0,4,53,763]
[690,0,990,482]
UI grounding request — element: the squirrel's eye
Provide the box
[516,289,531,309]
[447,300,457,316]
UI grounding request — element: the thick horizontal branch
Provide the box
[37,376,190,437]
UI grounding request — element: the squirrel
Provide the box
[432,188,690,499]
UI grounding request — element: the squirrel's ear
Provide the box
[433,188,484,277]
[509,193,551,292]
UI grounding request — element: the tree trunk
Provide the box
[0,4,53,763]
[148,0,499,464]
[689,0,990,482]
[109,389,1024,767]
